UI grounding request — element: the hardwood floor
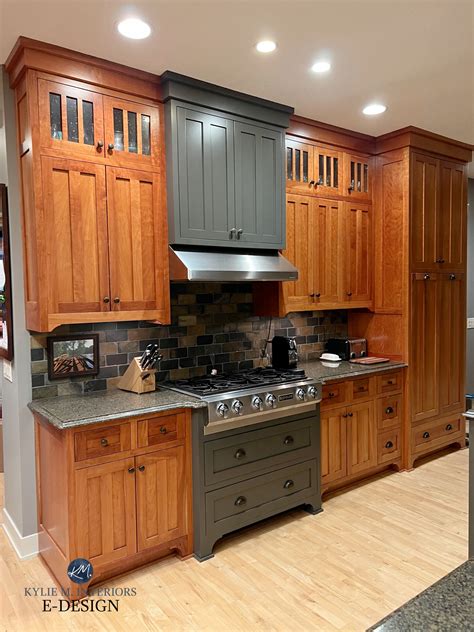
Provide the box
[0,448,468,631]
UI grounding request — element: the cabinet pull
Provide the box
[128,467,136,474]
[138,465,145,472]
[315,292,321,298]
[385,441,393,449]
[100,438,109,447]
[103,296,110,304]
[387,380,394,385]
[357,385,366,392]
[385,406,394,415]
[234,496,247,507]
[108,143,114,153]
[284,435,294,446]
[435,258,446,264]
[445,424,453,431]
[422,432,430,439]
[234,448,246,460]
[159,426,167,434]
[423,274,431,280]
[346,291,352,297]
[328,392,336,398]
[236,229,243,240]
[284,480,295,489]
[342,412,347,418]
[347,412,353,418]
[96,140,104,152]
[449,274,456,281]
[309,180,315,187]
[113,297,120,304]
[229,228,236,239]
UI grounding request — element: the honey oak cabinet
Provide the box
[344,153,371,201]
[34,408,193,598]
[343,202,371,304]
[346,401,377,475]
[321,408,347,484]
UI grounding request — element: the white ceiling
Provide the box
[1,0,473,173]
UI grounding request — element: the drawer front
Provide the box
[137,413,184,449]
[377,395,403,431]
[204,416,318,486]
[377,371,403,395]
[378,429,401,464]
[322,382,347,408]
[412,417,463,454]
[74,423,131,462]
[350,377,375,402]
[206,460,319,525]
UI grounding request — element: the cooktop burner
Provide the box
[161,366,307,397]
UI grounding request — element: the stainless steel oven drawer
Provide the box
[205,459,319,526]
[204,416,318,486]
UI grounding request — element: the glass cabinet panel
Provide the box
[66,97,79,143]
[128,112,138,153]
[141,114,151,156]
[315,150,341,191]
[49,93,62,140]
[113,108,124,150]
[295,149,301,180]
[286,147,293,180]
[82,101,94,145]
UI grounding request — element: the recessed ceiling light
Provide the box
[363,103,387,115]
[118,18,151,40]
[256,40,277,53]
[311,61,331,73]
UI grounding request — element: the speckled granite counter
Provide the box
[368,561,473,631]
[29,388,207,429]
[300,359,407,383]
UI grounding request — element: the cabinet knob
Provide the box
[229,228,236,239]
[96,140,104,152]
[342,412,347,418]
[159,426,167,434]
[128,467,136,474]
[435,258,446,264]
[236,229,243,240]
[315,292,321,298]
[423,432,430,439]
[348,184,354,193]
[284,435,294,446]
[113,297,120,304]
[346,292,352,297]
[284,479,295,490]
[445,424,453,431]
[424,274,431,281]
[387,380,394,385]
[103,296,110,304]
[309,180,315,187]
[385,441,394,449]
[449,274,456,281]
[385,406,394,415]
[100,438,109,447]
[138,465,145,472]
[234,496,247,507]
[234,448,246,460]
[347,412,353,417]
[108,143,114,152]
[328,392,335,398]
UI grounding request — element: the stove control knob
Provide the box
[296,388,306,401]
[266,393,277,408]
[216,403,229,419]
[307,386,318,399]
[252,395,264,411]
[232,399,244,415]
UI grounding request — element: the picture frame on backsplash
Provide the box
[47,334,99,381]
[0,184,14,361]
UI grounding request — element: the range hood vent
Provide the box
[169,247,298,282]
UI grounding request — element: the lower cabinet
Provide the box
[34,409,193,598]
[347,401,377,475]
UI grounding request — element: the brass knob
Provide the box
[108,143,114,153]
[100,438,109,447]
[138,465,145,472]
[284,480,294,489]
[385,441,393,449]
[160,426,167,434]
[234,449,246,460]
[234,496,247,507]
[347,292,353,297]
[96,140,104,151]
[128,467,136,474]
[103,296,110,304]
[113,297,120,304]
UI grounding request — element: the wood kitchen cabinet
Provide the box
[34,408,193,598]
[344,153,371,200]
[320,408,347,483]
[343,202,371,304]
[7,40,169,331]
[346,401,377,475]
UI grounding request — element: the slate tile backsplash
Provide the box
[30,283,348,399]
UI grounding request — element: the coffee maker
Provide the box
[271,336,299,370]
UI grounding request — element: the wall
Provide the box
[467,177,474,394]
[0,67,37,553]
[31,282,348,399]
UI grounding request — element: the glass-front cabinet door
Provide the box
[285,138,314,193]
[313,147,343,196]
[344,153,371,201]
[38,79,105,160]
[103,97,160,171]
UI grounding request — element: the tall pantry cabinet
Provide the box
[6,38,170,332]
[349,128,471,468]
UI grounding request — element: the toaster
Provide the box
[326,338,367,361]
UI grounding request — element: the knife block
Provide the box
[117,358,157,394]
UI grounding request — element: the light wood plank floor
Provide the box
[0,448,468,631]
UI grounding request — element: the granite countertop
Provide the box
[368,560,473,631]
[29,359,407,430]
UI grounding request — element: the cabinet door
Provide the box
[41,156,110,314]
[285,138,314,194]
[347,401,377,475]
[344,154,371,200]
[38,79,104,160]
[282,195,314,308]
[411,273,439,422]
[106,167,168,313]
[103,96,160,171]
[411,153,439,270]
[234,122,284,248]
[74,458,137,567]
[321,407,347,484]
[343,202,371,304]
[314,199,344,305]
[314,147,343,196]
[438,161,466,270]
[175,106,235,245]
[136,446,187,551]
[439,273,466,416]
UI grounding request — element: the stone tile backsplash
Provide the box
[30,283,348,399]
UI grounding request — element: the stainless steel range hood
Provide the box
[169,247,298,282]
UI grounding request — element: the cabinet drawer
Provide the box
[377,395,403,431]
[322,382,347,407]
[206,460,319,526]
[377,371,403,394]
[137,413,184,449]
[204,416,317,486]
[412,417,463,454]
[350,377,375,402]
[378,429,401,464]
[74,423,131,462]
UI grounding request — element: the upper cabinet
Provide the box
[162,71,293,250]
[344,154,371,200]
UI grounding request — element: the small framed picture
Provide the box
[47,334,99,381]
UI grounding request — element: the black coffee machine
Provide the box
[271,336,299,370]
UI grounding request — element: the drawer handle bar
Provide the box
[385,406,394,415]
[445,424,453,431]
[284,480,295,489]
[283,436,294,446]
[100,438,109,447]
[234,496,247,507]
[385,441,393,449]
[423,432,430,439]
[234,448,246,460]
[160,426,167,434]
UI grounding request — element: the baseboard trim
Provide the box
[2,507,39,559]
